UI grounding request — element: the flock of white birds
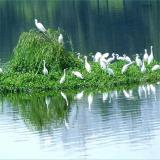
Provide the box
[34,19,160,85]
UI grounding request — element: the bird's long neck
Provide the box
[151,47,153,55]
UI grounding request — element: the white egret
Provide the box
[60,68,67,84]
[106,66,114,76]
[94,52,102,62]
[99,56,107,70]
[43,60,48,75]
[74,91,84,100]
[123,54,132,63]
[148,46,154,65]
[116,54,126,61]
[106,53,116,64]
[58,34,64,45]
[77,53,81,59]
[88,93,93,111]
[45,96,51,110]
[151,65,160,71]
[72,71,83,79]
[143,49,148,62]
[102,92,108,102]
[61,91,69,106]
[135,54,142,67]
[35,19,46,32]
[102,52,109,59]
[84,56,91,73]
[0,68,3,74]
[141,60,146,73]
[121,61,135,74]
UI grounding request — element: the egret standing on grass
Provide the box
[60,69,67,84]
[148,46,154,65]
[35,19,46,32]
[72,71,83,79]
[121,61,135,74]
[84,56,91,73]
[151,65,160,71]
[135,54,142,67]
[43,60,48,75]
[123,54,132,63]
[58,34,64,45]
[143,49,148,62]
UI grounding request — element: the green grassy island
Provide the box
[0,29,160,93]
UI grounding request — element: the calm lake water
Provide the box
[1,0,160,159]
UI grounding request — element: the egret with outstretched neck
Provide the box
[43,60,48,75]
[148,46,154,65]
[35,19,46,32]
[121,61,135,74]
[84,56,91,73]
[60,69,67,84]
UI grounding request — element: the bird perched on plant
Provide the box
[35,19,47,32]
[151,65,160,71]
[94,52,102,62]
[121,61,135,74]
[148,46,154,65]
[106,53,116,64]
[84,56,91,73]
[60,68,67,84]
[143,49,148,62]
[123,54,132,63]
[42,60,48,75]
[106,66,114,76]
[72,71,83,79]
[116,54,126,61]
[135,54,142,68]
[58,34,64,45]
[0,68,3,74]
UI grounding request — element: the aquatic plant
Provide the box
[0,29,160,93]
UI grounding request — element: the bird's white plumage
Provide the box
[60,69,66,84]
[72,71,83,79]
[116,54,126,61]
[143,49,148,62]
[148,46,154,65]
[135,54,142,67]
[106,53,115,64]
[151,65,160,71]
[121,61,135,74]
[106,66,114,76]
[84,56,91,73]
[58,34,64,45]
[35,19,46,32]
[43,60,48,75]
[141,60,146,73]
[94,52,102,62]
[123,54,132,63]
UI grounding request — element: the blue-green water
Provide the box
[1,0,160,159]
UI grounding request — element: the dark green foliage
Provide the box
[10,29,80,73]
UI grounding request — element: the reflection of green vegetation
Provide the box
[1,92,73,131]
